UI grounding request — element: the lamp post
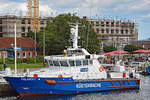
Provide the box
[14,23,17,75]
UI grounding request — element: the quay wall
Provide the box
[0,83,18,97]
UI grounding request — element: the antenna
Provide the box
[70,23,80,49]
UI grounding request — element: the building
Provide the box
[0,37,40,59]
[83,17,138,49]
[0,15,48,37]
[131,38,150,49]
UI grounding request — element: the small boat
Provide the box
[4,23,140,97]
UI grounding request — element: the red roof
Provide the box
[0,37,39,49]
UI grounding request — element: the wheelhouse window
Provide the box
[89,60,93,65]
[53,61,60,66]
[60,61,68,67]
[49,60,53,66]
[69,60,75,66]
[76,60,81,66]
[83,60,88,66]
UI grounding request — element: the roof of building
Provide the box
[0,37,39,49]
[132,38,150,42]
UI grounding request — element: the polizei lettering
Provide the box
[76,83,101,88]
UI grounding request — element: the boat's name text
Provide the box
[76,83,101,88]
[21,78,36,81]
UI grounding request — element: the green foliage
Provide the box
[17,59,22,64]
[27,58,34,63]
[25,31,35,39]
[0,57,43,64]
[37,13,101,55]
[136,45,146,50]
[0,63,43,69]
[0,59,3,64]
[103,46,117,53]
[123,45,139,52]
[4,58,14,64]
[36,56,43,63]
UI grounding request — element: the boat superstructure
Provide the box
[4,23,140,97]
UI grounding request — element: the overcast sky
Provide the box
[0,0,150,40]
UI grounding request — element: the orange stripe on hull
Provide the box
[19,87,139,97]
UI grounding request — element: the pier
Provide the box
[0,82,18,97]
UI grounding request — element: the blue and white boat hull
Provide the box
[4,77,140,97]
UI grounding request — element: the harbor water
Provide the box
[0,75,150,100]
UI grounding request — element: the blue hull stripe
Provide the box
[4,77,140,97]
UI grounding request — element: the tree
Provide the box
[123,44,138,52]
[37,13,101,55]
[26,31,35,39]
[103,46,117,53]
[136,45,146,50]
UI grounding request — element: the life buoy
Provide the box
[58,74,63,78]
[33,74,38,77]
[99,66,104,72]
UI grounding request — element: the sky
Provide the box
[0,0,150,40]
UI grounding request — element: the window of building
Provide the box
[116,22,119,27]
[40,21,44,25]
[96,28,99,33]
[22,20,25,24]
[111,29,114,34]
[96,21,99,26]
[0,27,2,32]
[106,22,109,27]
[91,21,94,25]
[130,30,133,34]
[28,20,31,24]
[23,52,26,58]
[121,30,124,34]
[106,29,109,33]
[17,52,20,58]
[125,30,128,34]
[101,29,105,33]
[40,27,44,31]
[116,29,119,33]
[22,33,26,37]
[101,21,104,27]
[111,22,114,27]
[28,27,30,32]
[0,20,2,24]
[28,52,32,58]
[21,27,25,32]
[3,51,7,58]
